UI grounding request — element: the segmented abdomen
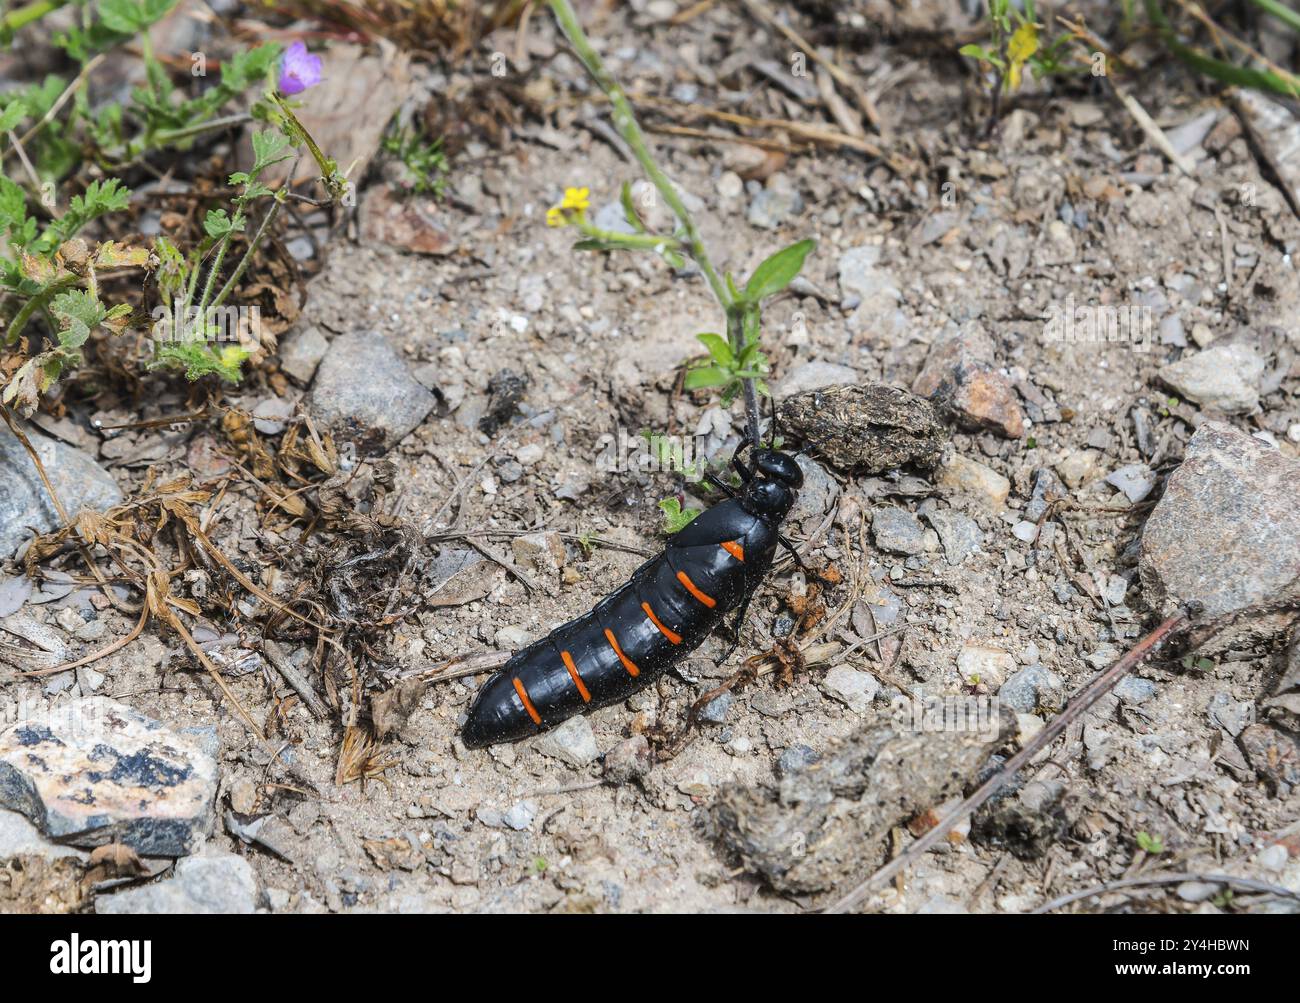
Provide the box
[461,506,774,747]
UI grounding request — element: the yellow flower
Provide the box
[561,186,590,211]
[546,206,565,227]
[1006,23,1039,91]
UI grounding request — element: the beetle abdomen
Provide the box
[460,505,775,748]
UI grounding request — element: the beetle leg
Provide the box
[777,532,809,573]
[704,472,737,498]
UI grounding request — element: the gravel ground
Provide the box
[2,0,1298,914]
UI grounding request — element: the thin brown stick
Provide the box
[21,601,148,677]
[261,637,328,719]
[825,607,1195,913]
[1033,871,1300,913]
[739,0,882,132]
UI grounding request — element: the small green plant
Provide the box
[658,496,701,535]
[382,125,450,197]
[1,6,341,407]
[543,0,816,533]
[959,0,1079,123]
[1144,0,1300,98]
[1135,830,1164,854]
[149,129,294,381]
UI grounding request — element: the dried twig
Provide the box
[825,607,1196,913]
[739,0,882,132]
[1033,871,1300,913]
[261,638,329,719]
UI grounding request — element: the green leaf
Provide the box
[1135,831,1163,854]
[50,289,109,349]
[202,208,242,238]
[0,99,26,133]
[683,365,728,390]
[619,181,647,234]
[658,497,701,534]
[744,239,815,303]
[41,178,131,248]
[249,128,292,175]
[695,332,733,367]
[959,44,993,60]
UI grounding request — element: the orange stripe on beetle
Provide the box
[512,677,542,725]
[604,628,641,677]
[561,649,592,703]
[676,570,717,608]
[641,602,682,644]
[720,540,745,562]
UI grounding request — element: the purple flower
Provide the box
[278,41,322,96]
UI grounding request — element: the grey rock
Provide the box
[998,664,1064,713]
[1176,880,1221,903]
[307,331,436,453]
[838,245,901,309]
[503,800,538,831]
[96,853,258,914]
[251,397,292,435]
[778,361,859,398]
[0,426,122,559]
[1024,468,1066,522]
[747,187,803,229]
[820,665,881,712]
[776,744,820,777]
[698,691,733,724]
[1115,677,1157,703]
[1207,692,1254,737]
[1106,463,1157,503]
[1011,520,1038,543]
[534,716,599,768]
[278,324,329,385]
[1157,342,1265,414]
[0,697,218,856]
[0,576,32,618]
[1139,422,1300,623]
[788,455,838,525]
[925,508,983,565]
[0,807,89,862]
[872,506,926,555]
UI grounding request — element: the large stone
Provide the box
[278,324,329,385]
[0,697,219,856]
[1157,342,1265,414]
[307,331,436,453]
[1139,422,1300,633]
[913,326,1025,438]
[96,853,258,914]
[0,426,122,558]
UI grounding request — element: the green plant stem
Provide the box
[2,0,67,32]
[1250,0,1300,34]
[547,0,763,444]
[547,0,728,310]
[196,230,234,321]
[4,275,77,346]
[577,220,683,252]
[209,198,280,311]
[148,112,252,150]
